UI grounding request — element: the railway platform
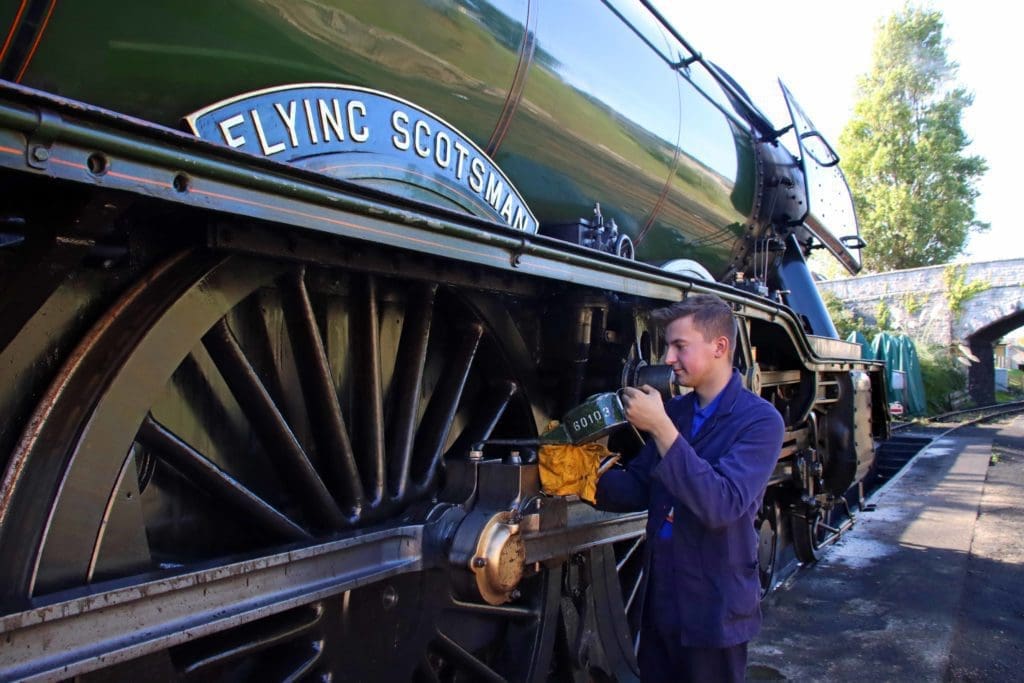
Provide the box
[748,414,1024,681]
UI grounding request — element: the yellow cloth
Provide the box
[538,442,612,505]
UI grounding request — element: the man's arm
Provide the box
[595,385,683,512]
[594,440,659,512]
[654,407,784,529]
[619,385,680,455]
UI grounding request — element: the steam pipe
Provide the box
[775,234,839,338]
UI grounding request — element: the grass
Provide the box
[919,346,967,415]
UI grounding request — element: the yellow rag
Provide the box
[538,442,612,504]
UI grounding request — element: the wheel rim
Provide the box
[757,499,779,597]
[790,501,837,565]
[548,544,641,682]
[0,251,566,681]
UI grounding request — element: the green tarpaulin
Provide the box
[871,332,927,416]
[846,330,874,360]
[898,335,927,417]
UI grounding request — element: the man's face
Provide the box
[662,315,725,389]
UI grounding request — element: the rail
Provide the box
[892,400,1024,431]
[772,401,1024,593]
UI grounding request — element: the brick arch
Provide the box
[954,288,1024,343]
[965,307,1024,405]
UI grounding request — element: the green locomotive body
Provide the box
[0,1,884,680]
[4,0,848,278]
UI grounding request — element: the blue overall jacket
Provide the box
[596,369,784,647]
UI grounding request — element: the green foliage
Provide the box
[875,299,894,331]
[918,345,966,414]
[822,291,865,339]
[807,249,851,281]
[821,290,888,339]
[838,6,988,272]
[943,264,989,314]
[1009,369,1024,393]
[902,292,923,315]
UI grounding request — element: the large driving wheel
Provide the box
[0,251,571,681]
[790,499,838,565]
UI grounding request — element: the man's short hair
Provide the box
[650,293,737,351]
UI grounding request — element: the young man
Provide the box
[596,293,784,682]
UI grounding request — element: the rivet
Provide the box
[87,153,108,175]
[381,585,398,609]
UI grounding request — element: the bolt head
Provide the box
[381,585,398,609]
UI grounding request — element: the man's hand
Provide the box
[620,385,680,456]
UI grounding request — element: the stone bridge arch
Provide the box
[961,289,1024,404]
[817,258,1024,406]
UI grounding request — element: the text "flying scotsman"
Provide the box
[186,84,537,233]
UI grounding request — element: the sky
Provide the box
[656,1,1019,266]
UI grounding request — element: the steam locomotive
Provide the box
[0,1,887,680]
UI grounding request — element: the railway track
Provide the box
[768,400,1024,594]
[894,399,1024,429]
[877,400,1024,487]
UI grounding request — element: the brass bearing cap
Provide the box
[467,511,525,605]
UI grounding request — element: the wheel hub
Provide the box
[471,511,526,604]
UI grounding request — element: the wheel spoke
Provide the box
[432,630,506,683]
[447,379,519,458]
[202,319,346,529]
[279,641,323,683]
[616,536,644,573]
[624,568,643,615]
[818,521,841,535]
[413,322,484,490]
[352,275,385,505]
[242,288,293,416]
[175,603,325,676]
[280,268,364,517]
[387,284,437,501]
[448,597,539,620]
[137,415,311,542]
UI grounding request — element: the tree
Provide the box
[838,5,987,272]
